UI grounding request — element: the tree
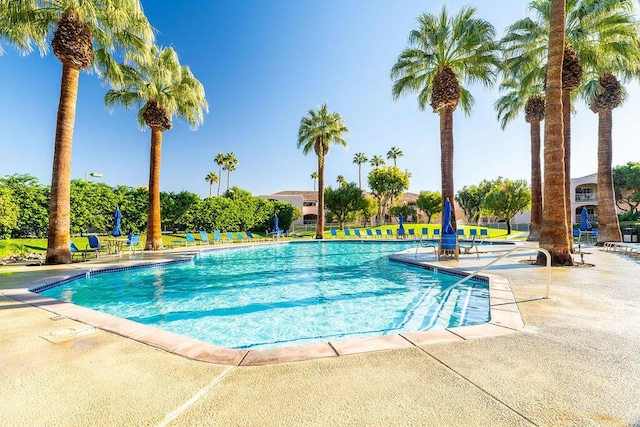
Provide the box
[539,0,573,265]
[416,191,442,224]
[360,197,378,227]
[455,181,492,224]
[205,171,218,198]
[0,186,19,239]
[105,45,208,251]
[336,175,347,187]
[0,174,49,238]
[297,103,349,239]
[223,152,238,190]
[392,5,500,234]
[613,162,640,217]
[481,178,532,235]
[324,183,366,230]
[1,1,154,263]
[367,166,410,225]
[311,171,318,191]
[214,153,226,196]
[353,152,368,189]
[389,203,417,223]
[160,191,200,232]
[370,155,385,169]
[386,146,403,167]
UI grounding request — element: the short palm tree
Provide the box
[370,155,385,169]
[297,103,348,239]
[311,171,318,191]
[223,152,238,190]
[386,146,403,166]
[105,45,208,251]
[352,152,368,189]
[391,5,501,231]
[1,0,154,264]
[205,171,218,198]
[214,153,226,196]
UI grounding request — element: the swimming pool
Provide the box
[40,241,490,350]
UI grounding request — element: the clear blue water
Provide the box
[41,241,489,349]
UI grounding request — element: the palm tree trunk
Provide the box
[145,128,164,250]
[596,108,621,244]
[217,165,222,196]
[528,120,542,241]
[209,183,212,198]
[563,90,573,247]
[440,107,456,231]
[227,170,231,191]
[46,63,80,264]
[539,0,573,266]
[358,164,362,189]
[316,156,325,239]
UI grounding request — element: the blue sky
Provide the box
[1,0,639,198]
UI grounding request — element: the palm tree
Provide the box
[205,171,218,198]
[214,153,226,196]
[352,152,368,189]
[223,152,238,190]
[297,103,349,239]
[311,171,318,191]
[386,146,403,166]
[391,5,501,232]
[105,45,208,251]
[2,1,154,264]
[495,57,546,241]
[539,0,573,265]
[370,155,385,169]
[336,175,347,187]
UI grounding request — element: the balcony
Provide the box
[575,193,597,203]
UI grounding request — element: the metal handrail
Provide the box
[431,246,552,299]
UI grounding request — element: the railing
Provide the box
[575,194,597,202]
[429,246,552,299]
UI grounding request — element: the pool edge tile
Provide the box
[241,343,338,366]
[329,334,414,356]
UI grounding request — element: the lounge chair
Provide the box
[199,231,211,245]
[408,228,416,238]
[421,227,429,239]
[479,229,489,240]
[354,229,362,238]
[330,229,338,238]
[469,229,478,239]
[173,233,197,247]
[344,229,353,238]
[375,229,383,238]
[86,235,108,257]
[236,233,248,243]
[70,241,88,261]
[433,229,441,238]
[457,229,466,239]
[459,235,479,259]
[438,233,459,261]
[226,232,236,243]
[246,231,263,241]
[366,229,374,238]
[124,233,141,252]
[213,230,222,244]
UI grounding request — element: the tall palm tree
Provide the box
[214,153,226,196]
[495,57,546,241]
[503,0,637,245]
[370,155,385,169]
[105,45,208,251]
[336,175,347,187]
[391,5,501,232]
[223,152,238,190]
[540,0,573,265]
[311,171,318,191]
[205,171,218,198]
[2,1,154,264]
[297,103,348,239]
[352,152,368,189]
[386,146,403,166]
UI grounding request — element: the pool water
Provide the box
[41,241,490,349]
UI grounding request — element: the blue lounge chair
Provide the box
[344,229,353,238]
[173,233,196,247]
[457,229,466,239]
[366,229,374,238]
[433,229,441,238]
[469,229,478,239]
[213,230,222,244]
[226,232,236,243]
[124,233,141,253]
[354,229,362,238]
[246,231,262,241]
[408,228,416,238]
[236,233,248,243]
[479,229,489,240]
[86,235,108,257]
[70,241,88,261]
[199,231,211,245]
[330,229,338,238]
[375,229,383,238]
[421,227,429,239]
[386,229,393,237]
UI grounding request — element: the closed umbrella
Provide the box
[443,198,455,235]
[273,215,279,232]
[580,207,592,231]
[398,213,405,236]
[111,207,123,237]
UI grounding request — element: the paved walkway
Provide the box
[1,242,639,426]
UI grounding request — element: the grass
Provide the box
[292,224,512,239]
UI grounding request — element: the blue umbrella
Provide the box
[111,207,123,237]
[273,215,279,232]
[398,213,405,236]
[580,207,592,231]
[443,198,455,235]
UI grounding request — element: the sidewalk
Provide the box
[1,244,639,426]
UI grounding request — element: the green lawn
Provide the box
[293,224,511,240]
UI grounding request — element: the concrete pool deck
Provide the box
[1,241,639,425]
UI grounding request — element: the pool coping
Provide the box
[1,246,524,366]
